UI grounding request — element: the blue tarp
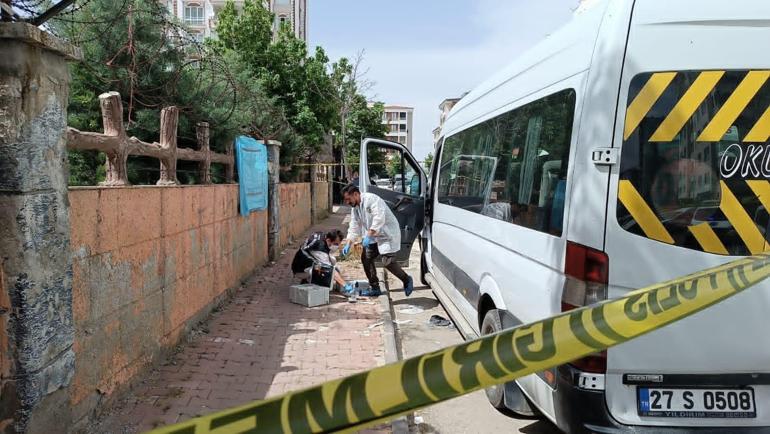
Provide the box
[235,136,268,216]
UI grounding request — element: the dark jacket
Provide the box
[290,232,330,274]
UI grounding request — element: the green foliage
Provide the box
[61,0,379,185]
[216,0,338,166]
[387,155,403,178]
[424,152,434,172]
[342,98,388,175]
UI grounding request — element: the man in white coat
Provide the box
[341,184,414,298]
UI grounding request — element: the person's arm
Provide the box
[333,270,346,287]
[346,208,362,241]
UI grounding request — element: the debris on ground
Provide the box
[398,305,424,315]
[428,314,453,327]
[368,321,384,329]
[393,319,413,326]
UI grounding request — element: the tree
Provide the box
[424,152,434,172]
[387,154,403,178]
[216,0,339,176]
[59,0,242,184]
[328,52,375,180]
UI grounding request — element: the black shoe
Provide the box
[360,287,383,297]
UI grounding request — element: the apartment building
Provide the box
[170,0,308,43]
[432,94,466,147]
[383,105,414,152]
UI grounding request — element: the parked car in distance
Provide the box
[375,178,392,190]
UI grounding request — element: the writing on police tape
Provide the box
[149,254,770,434]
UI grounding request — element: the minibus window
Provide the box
[618,70,770,255]
[436,89,576,236]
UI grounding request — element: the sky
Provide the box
[310,0,580,161]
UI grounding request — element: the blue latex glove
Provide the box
[342,243,351,256]
[362,235,374,247]
[343,283,354,295]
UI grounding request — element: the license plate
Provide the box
[638,387,756,418]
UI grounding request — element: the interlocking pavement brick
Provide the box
[94,209,391,433]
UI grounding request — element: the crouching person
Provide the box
[291,230,351,292]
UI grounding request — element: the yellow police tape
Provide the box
[149,254,770,434]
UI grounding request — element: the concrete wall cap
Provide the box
[0,22,82,60]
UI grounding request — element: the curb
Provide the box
[380,270,410,434]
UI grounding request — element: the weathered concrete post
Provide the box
[157,106,179,186]
[309,158,316,225]
[327,166,333,213]
[196,122,211,184]
[98,92,130,186]
[266,140,282,262]
[0,23,81,433]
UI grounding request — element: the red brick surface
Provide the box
[94,209,390,433]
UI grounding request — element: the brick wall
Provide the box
[67,185,267,422]
[313,182,330,221]
[278,183,311,248]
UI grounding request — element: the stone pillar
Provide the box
[196,122,211,184]
[0,24,81,433]
[99,92,130,186]
[327,166,333,213]
[266,140,281,262]
[157,106,179,186]
[309,158,316,225]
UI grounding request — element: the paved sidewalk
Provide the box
[95,208,390,433]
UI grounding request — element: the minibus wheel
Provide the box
[481,310,506,408]
[481,309,539,418]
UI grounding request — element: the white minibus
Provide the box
[357,0,770,431]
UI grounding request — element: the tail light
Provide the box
[562,241,609,373]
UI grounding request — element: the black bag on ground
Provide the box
[310,264,333,288]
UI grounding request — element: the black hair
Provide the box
[342,184,360,195]
[325,230,344,242]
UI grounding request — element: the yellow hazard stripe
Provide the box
[147,255,770,434]
[697,71,770,142]
[624,72,677,140]
[618,180,674,244]
[747,180,770,213]
[744,105,770,143]
[720,181,768,255]
[650,71,725,142]
[689,223,729,255]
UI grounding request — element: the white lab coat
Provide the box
[346,192,402,255]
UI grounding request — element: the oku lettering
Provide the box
[719,143,770,179]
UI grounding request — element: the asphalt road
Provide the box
[386,246,562,434]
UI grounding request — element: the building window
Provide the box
[275,14,289,29]
[184,3,204,26]
[400,112,407,120]
[399,124,407,132]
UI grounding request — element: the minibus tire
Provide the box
[481,309,507,409]
[482,309,539,418]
